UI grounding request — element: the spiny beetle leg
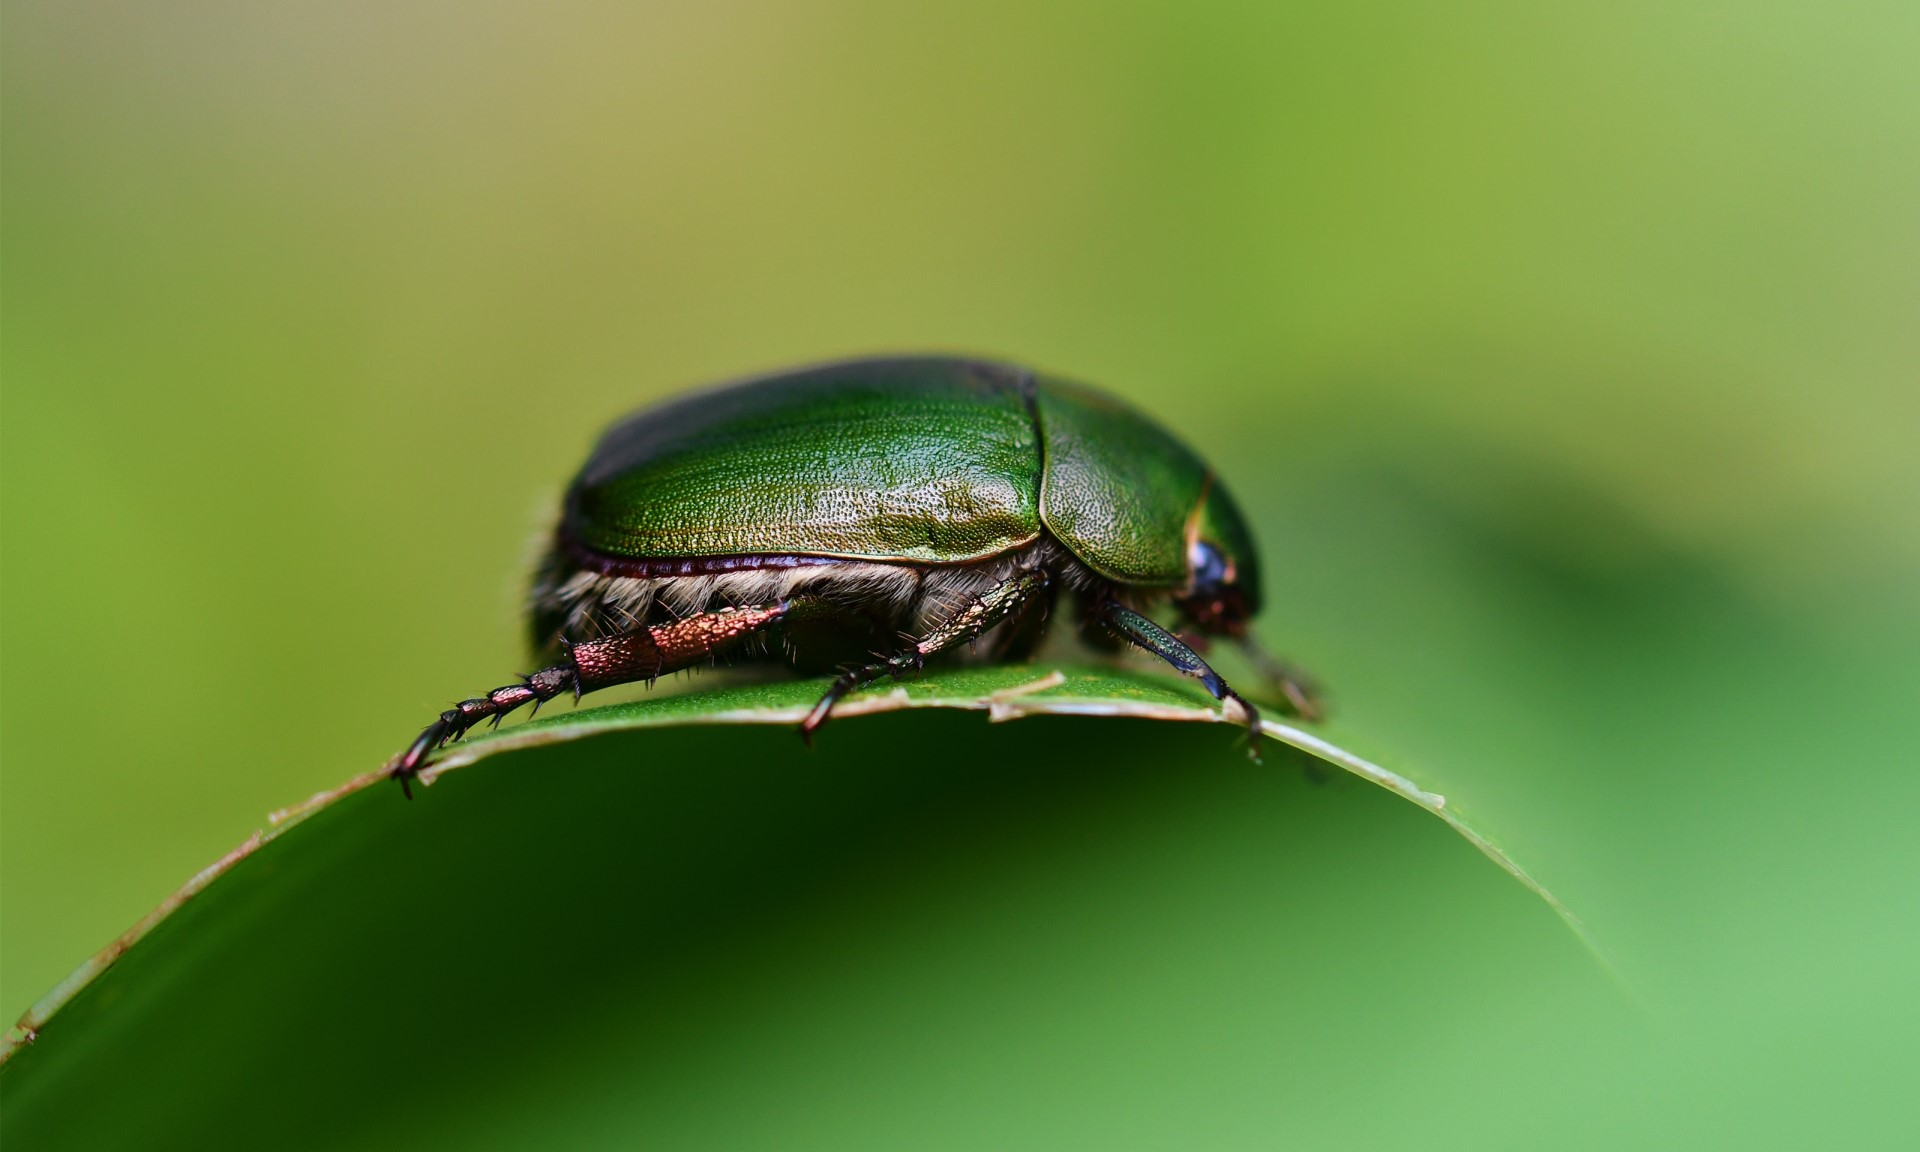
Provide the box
[391,665,578,793]
[391,599,802,795]
[1096,601,1264,762]
[800,569,1051,742]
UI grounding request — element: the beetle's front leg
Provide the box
[799,569,1052,741]
[391,600,800,795]
[1233,637,1323,722]
[1173,621,1321,723]
[1095,601,1264,761]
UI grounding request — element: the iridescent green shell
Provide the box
[563,357,1256,596]
[1030,376,1207,587]
[567,359,1041,564]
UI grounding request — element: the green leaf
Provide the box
[0,666,1589,1146]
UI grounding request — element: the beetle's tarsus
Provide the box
[800,664,866,743]
[391,719,447,796]
[1234,695,1264,761]
[1228,692,1265,764]
[388,660,584,796]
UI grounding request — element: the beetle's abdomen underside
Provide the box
[567,359,1044,565]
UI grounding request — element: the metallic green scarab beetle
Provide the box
[392,357,1319,790]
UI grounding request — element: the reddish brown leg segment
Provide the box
[570,602,796,689]
[391,600,798,795]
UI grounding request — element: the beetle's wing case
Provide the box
[1033,377,1210,586]
[566,358,1044,565]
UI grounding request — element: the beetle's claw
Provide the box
[1227,693,1264,765]
[391,721,446,799]
[798,701,830,746]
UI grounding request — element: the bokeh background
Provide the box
[4,0,1916,1145]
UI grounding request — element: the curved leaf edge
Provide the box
[0,664,1601,1064]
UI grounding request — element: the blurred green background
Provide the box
[3,0,1916,1145]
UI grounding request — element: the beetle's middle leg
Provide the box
[1093,601,1264,761]
[391,599,810,794]
[799,569,1053,740]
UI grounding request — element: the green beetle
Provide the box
[393,357,1318,790]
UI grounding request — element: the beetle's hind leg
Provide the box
[390,599,803,796]
[799,569,1052,741]
[391,662,578,798]
[1093,601,1265,762]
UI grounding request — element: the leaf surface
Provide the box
[0,666,1590,1147]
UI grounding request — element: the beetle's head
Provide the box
[1176,475,1262,636]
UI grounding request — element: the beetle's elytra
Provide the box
[392,357,1319,791]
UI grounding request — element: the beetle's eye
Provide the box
[1189,540,1230,594]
